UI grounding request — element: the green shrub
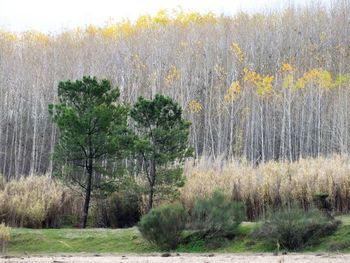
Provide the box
[192,191,245,240]
[138,202,187,251]
[109,190,141,228]
[328,240,350,252]
[92,190,141,228]
[254,206,340,251]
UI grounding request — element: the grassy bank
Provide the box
[6,215,350,256]
[8,228,156,255]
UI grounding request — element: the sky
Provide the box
[0,0,330,33]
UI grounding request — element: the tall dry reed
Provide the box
[181,155,350,220]
[0,175,82,227]
[0,223,10,254]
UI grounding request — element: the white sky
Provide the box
[0,0,330,33]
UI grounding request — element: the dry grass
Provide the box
[1,155,349,227]
[0,222,10,254]
[0,176,82,228]
[181,155,350,220]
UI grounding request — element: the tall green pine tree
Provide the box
[49,76,130,228]
[130,94,192,211]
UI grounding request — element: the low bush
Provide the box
[92,190,141,228]
[138,202,187,250]
[254,206,340,251]
[328,240,350,252]
[192,191,245,241]
[0,223,11,254]
[107,190,141,228]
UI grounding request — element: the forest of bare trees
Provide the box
[0,1,350,179]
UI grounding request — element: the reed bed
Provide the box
[181,155,350,220]
[0,175,82,228]
[0,223,10,253]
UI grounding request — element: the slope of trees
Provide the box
[1,1,350,178]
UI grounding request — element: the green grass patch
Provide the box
[6,215,350,255]
[217,216,350,253]
[8,227,156,255]
[304,215,350,253]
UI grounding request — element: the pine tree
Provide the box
[130,94,192,211]
[49,76,130,228]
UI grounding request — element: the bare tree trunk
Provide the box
[81,158,93,228]
[147,160,156,212]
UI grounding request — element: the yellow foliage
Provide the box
[224,81,241,103]
[200,12,218,24]
[281,63,293,72]
[154,10,170,25]
[295,77,305,89]
[334,74,349,87]
[101,23,119,38]
[318,70,333,89]
[0,30,17,41]
[303,68,320,82]
[278,64,329,91]
[258,75,274,96]
[135,14,153,30]
[244,68,273,97]
[282,74,294,89]
[303,68,333,89]
[243,68,262,83]
[174,11,217,26]
[231,42,244,62]
[86,25,98,36]
[32,32,50,44]
[0,11,219,42]
[21,31,50,45]
[188,99,202,113]
[120,19,134,36]
[164,65,181,87]
[100,19,134,38]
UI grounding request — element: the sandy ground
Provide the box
[1,253,350,263]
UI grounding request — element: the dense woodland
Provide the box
[1,1,350,179]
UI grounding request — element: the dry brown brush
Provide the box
[0,223,10,254]
[181,155,350,220]
[0,175,82,227]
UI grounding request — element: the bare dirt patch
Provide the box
[1,253,350,263]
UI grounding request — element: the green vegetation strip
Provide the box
[6,216,350,255]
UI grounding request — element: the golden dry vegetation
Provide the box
[182,155,350,219]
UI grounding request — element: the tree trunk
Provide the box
[147,160,156,212]
[81,160,93,228]
[147,186,154,213]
